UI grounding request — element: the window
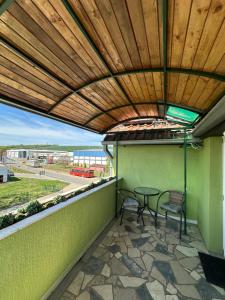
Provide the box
[166,106,199,124]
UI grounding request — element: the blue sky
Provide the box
[0,104,103,146]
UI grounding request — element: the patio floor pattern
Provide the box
[58,215,225,300]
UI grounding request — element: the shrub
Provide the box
[15,213,26,222]
[0,177,115,230]
[0,213,16,229]
[26,201,43,216]
[43,201,55,209]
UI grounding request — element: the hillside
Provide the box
[0,145,102,151]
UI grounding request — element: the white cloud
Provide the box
[0,110,102,145]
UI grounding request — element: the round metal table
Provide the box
[134,187,160,225]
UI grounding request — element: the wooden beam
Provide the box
[85,101,203,125]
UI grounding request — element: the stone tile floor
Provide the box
[57,216,225,300]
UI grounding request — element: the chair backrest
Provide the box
[169,191,184,205]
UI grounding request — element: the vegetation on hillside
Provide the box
[0,144,102,151]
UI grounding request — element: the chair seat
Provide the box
[123,197,139,208]
[160,202,182,213]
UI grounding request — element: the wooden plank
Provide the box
[69,95,101,114]
[187,76,209,107]
[30,0,103,79]
[136,104,158,116]
[88,114,117,131]
[110,0,142,68]
[204,20,225,73]
[126,0,151,68]
[192,1,225,70]
[152,72,163,99]
[0,43,70,95]
[0,73,55,105]
[174,73,189,103]
[142,0,162,67]
[78,0,124,71]
[168,72,179,103]
[48,0,106,77]
[0,83,52,110]
[170,0,192,67]
[69,0,117,72]
[118,76,139,102]
[109,106,138,121]
[137,73,150,100]
[96,79,128,106]
[181,0,211,68]
[0,63,60,101]
[0,19,79,88]
[196,79,220,108]
[181,75,199,106]
[129,74,145,101]
[0,13,84,86]
[144,73,157,100]
[52,107,90,124]
[94,0,133,70]
[7,3,92,82]
[201,82,225,110]
[80,85,115,109]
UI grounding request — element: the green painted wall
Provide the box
[114,139,223,254]
[197,137,223,254]
[116,144,201,219]
[0,182,116,300]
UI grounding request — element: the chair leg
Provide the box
[120,208,124,225]
[141,211,145,226]
[179,211,182,239]
[155,212,158,227]
[165,211,168,220]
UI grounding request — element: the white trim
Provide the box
[41,216,114,300]
[0,179,117,241]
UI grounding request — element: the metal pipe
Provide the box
[115,140,119,218]
[184,129,187,234]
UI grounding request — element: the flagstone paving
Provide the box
[58,216,225,300]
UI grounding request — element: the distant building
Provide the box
[6,149,73,163]
[73,150,107,166]
[0,164,8,183]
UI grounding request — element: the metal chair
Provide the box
[155,190,185,239]
[118,189,144,226]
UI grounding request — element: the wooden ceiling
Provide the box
[1,0,225,133]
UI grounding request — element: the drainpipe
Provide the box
[184,129,187,234]
[103,144,113,176]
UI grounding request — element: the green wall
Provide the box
[198,137,223,254]
[115,138,223,254]
[0,181,116,300]
[116,144,200,220]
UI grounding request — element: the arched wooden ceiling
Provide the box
[1,0,225,133]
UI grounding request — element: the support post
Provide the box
[184,129,187,234]
[115,140,119,218]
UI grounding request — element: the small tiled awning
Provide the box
[0,1,225,133]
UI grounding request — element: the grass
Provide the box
[10,167,34,174]
[0,177,68,210]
